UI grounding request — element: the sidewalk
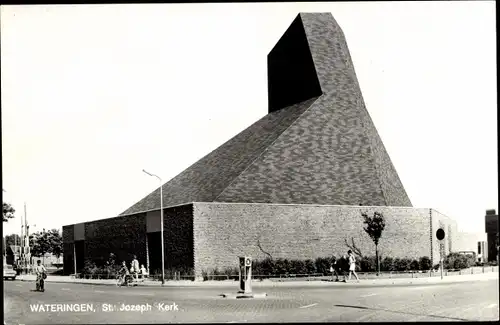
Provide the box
[16,271,498,288]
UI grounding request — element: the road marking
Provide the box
[299,303,318,309]
[136,293,153,296]
[360,293,377,297]
[407,286,433,290]
[61,288,70,291]
[226,321,247,323]
[486,304,497,309]
[95,290,105,293]
[16,284,22,287]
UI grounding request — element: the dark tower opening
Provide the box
[267,14,323,113]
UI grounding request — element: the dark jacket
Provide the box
[337,257,349,274]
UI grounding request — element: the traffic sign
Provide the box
[436,228,445,241]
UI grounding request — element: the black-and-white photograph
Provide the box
[2,2,498,323]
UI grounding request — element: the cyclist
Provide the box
[34,260,47,292]
[117,261,131,286]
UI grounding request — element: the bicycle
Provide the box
[116,274,133,287]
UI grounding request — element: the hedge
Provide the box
[81,252,478,280]
[80,254,195,279]
[201,255,438,279]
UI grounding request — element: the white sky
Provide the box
[1,2,497,237]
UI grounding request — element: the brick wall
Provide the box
[193,203,438,276]
[84,213,148,267]
[62,204,194,275]
[162,204,194,270]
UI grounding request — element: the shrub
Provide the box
[290,259,307,275]
[443,253,473,270]
[304,259,317,274]
[254,257,273,275]
[359,256,376,272]
[82,259,98,276]
[453,257,469,269]
[200,267,227,280]
[315,257,331,275]
[394,258,412,271]
[410,259,420,271]
[380,257,395,271]
[221,266,238,276]
[419,256,432,271]
[206,255,442,278]
[273,258,290,275]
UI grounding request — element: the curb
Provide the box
[220,292,268,299]
[16,273,497,288]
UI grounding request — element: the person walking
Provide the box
[131,255,139,281]
[338,255,348,282]
[347,250,360,282]
[330,256,339,282]
[34,260,47,292]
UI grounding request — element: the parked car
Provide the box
[3,264,17,280]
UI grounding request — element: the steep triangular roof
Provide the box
[120,12,411,216]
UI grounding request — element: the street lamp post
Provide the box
[143,169,165,285]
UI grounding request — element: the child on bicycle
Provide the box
[118,261,131,286]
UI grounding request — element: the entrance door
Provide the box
[74,240,85,272]
[147,232,162,275]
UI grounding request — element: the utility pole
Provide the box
[73,243,77,276]
[24,203,30,272]
[20,218,24,272]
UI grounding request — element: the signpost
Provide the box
[436,228,445,280]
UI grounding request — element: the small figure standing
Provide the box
[347,250,360,282]
[139,264,149,279]
[34,260,47,292]
[131,255,140,281]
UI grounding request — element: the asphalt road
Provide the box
[4,278,498,323]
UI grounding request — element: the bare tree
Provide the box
[257,239,273,260]
[344,237,363,257]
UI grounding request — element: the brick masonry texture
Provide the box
[120,12,411,216]
[84,213,148,267]
[119,98,317,216]
[62,204,194,275]
[162,204,194,270]
[216,13,411,206]
[193,203,456,276]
